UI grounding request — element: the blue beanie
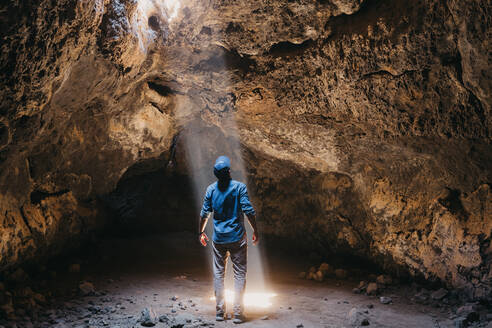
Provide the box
[214,156,231,171]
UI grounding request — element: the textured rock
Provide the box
[0,0,490,299]
[366,282,378,295]
[347,307,370,326]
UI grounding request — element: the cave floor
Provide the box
[18,232,456,328]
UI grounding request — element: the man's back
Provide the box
[200,180,255,244]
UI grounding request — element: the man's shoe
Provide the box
[216,313,225,321]
[232,314,246,324]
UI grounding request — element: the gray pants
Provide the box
[212,235,247,316]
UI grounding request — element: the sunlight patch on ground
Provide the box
[210,289,277,308]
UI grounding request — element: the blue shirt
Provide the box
[200,180,256,244]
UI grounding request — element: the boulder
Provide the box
[347,308,370,327]
[172,313,195,327]
[314,270,325,282]
[319,263,333,275]
[379,296,392,304]
[78,282,95,296]
[366,283,378,295]
[376,275,392,285]
[68,264,81,273]
[431,288,448,301]
[9,268,28,283]
[138,307,158,327]
[335,269,348,279]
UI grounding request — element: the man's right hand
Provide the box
[252,230,259,246]
[199,232,209,247]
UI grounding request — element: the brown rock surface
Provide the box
[0,0,490,299]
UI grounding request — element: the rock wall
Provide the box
[0,0,490,299]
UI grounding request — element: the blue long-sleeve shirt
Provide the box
[200,180,256,244]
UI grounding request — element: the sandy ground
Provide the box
[13,232,458,328]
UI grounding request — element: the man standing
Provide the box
[198,156,258,324]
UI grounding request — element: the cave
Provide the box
[0,0,491,327]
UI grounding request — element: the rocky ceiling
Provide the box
[0,0,490,300]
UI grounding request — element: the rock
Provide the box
[314,270,324,282]
[298,272,306,279]
[32,293,46,305]
[431,288,448,300]
[335,269,348,279]
[367,304,374,309]
[158,314,170,324]
[348,308,370,327]
[379,296,392,304]
[352,288,362,294]
[358,281,368,289]
[0,303,15,318]
[138,307,158,327]
[69,264,81,273]
[319,263,332,275]
[413,291,429,304]
[172,313,195,327]
[296,325,304,328]
[9,268,28,283]
[170,295,178,301]
[456,304,479,323]
[454,317,468,328]
[376,275,392,285]
[366,283,378,295]
[260,315,269,320]
[309,267,316,274]
[78,282,95,296]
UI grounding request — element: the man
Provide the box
[198,155,258,324]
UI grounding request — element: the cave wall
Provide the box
[0,0,490,299]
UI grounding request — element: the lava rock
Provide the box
[138,307,158,327]
[335,269,348,279]
[319,263,333,275]
[379,296,392,304]
[431,288,448,301]
[78,282,95,296]
[376,275,392,285]
[454,317,468,328]
[314,270,325,282]
[366,283,378,295]
[158,314,170,324]
[348,307,370,326]
[456,304,479,323]
[412,290,430,304]
[9,268,28,283]
[172,313,195,327]
[69,264,81,273]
